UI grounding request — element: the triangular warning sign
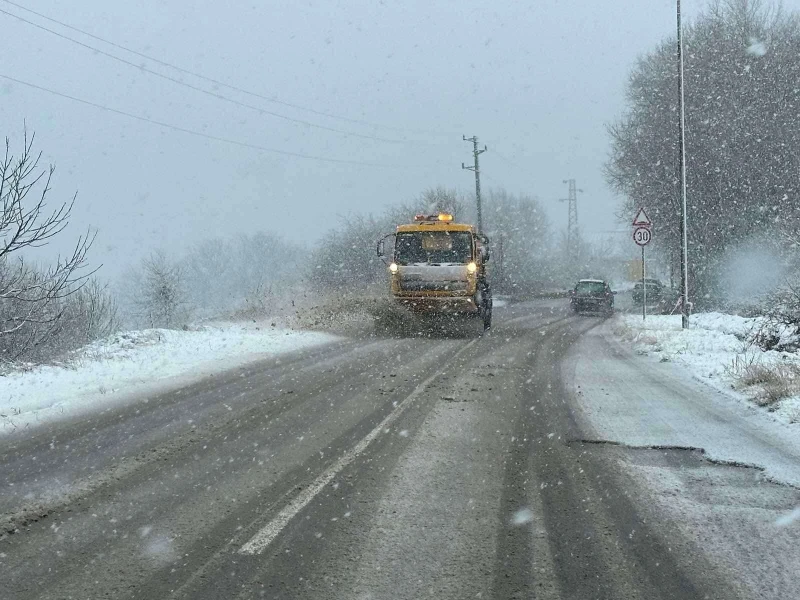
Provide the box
[632,208,652,227]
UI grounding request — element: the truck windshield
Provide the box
[394,231,473,265]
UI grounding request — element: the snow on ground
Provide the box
[613,312,800,425]
[0,322,338,434]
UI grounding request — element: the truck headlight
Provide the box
[466,262,477,274]
[389,263,398,273]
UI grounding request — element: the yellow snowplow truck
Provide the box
[376,213,492,333]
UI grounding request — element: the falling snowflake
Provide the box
[511,508,534,525]
[143,534,177,565]
[775,507,800,527]
[746,38,767,56]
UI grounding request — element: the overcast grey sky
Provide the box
[2,0,795,275]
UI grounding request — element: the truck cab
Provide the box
[377,213,492,331]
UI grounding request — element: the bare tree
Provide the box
[0,128,95,361]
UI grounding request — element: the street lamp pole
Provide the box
[677,0,690,329]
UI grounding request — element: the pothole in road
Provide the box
[569,438,800,557]
[567,438,800,491]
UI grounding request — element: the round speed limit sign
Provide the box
[633,226,652,246]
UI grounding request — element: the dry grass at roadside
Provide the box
[725,354,800,408]
[612,323,637,341]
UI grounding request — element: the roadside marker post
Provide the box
[632,209,653,321]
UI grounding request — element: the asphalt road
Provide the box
[0,300,751,599]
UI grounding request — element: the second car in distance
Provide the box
[570,279,615,315]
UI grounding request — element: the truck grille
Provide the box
[399,280,468,292]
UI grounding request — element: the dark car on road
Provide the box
[632,278,664,304]
[570,279,614,315]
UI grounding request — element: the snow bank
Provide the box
[614,313,800,425]
[0,322,337,434]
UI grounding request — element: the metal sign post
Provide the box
[642,245,646,320]
[633,208,653,321]
[677,0,690,329]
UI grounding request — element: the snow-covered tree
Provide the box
[129,251,188,328]
[606,0,800,305]
[182,232,305,317]
[483,189,552,291]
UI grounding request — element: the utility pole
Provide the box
[462,135,487,233]
[559,179,582,255]
[677,0,690,329]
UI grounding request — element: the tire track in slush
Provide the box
[238,338,480,555]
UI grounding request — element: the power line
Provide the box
[0,73,411,168]
[487,147,527,173]
[0,6,423,145]
[480,171,501,184]
[479,142,534,188]
[0,0,458,139]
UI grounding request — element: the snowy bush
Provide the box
[765,283,800,337]
[54,279,119,349]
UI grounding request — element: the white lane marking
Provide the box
[503,312,570,327]
[238,340,476,555]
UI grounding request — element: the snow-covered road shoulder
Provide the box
[613,312,800,425]
[567,322,800,487]
[0,323,338,434]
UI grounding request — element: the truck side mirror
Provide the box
[479,234,491,262]
[377,234,394,264]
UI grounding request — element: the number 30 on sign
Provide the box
[633,227,652,246]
